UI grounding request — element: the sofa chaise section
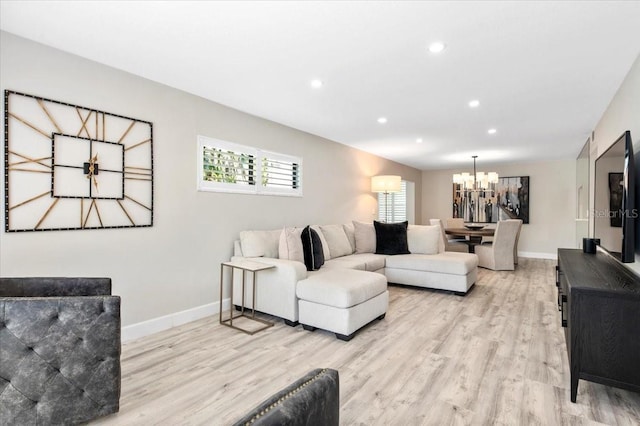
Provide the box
[297,269,388,341]
[384,252,478,295]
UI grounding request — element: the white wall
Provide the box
[591,53,640,274]
[593,54,640,162]
[0,32,422,330]
[421,159,576,258]
[575,140,590,247]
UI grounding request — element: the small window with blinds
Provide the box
[197,136,302,196]
[378,180,407,222]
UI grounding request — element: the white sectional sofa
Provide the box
[231,221,478,340]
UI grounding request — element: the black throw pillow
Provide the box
[374,220,410,255]
[301,226,325,271]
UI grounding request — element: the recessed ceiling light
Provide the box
[416,138,423,144]
[310,79,323,88]
[377,117,388,124]
[488,128,497,135]
[468,100,480,108]
[428,41,446,54]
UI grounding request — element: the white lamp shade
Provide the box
[461,173,473,188]
[371,175,402,193]
[476,172,488,189]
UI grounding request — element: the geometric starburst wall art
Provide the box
[4,90,153,232]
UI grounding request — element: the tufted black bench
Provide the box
[0,277,121,425]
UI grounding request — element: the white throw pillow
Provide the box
[320,224,352,259]
[239,229,281,258]
[407,225,441,255]
[342,223,356,254]
[353,221,376,254]
[278,227,304,262]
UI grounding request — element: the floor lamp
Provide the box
[371,175,402,222]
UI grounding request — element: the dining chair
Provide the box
[445,218,465,229]
[513,221,522,265]
[475,219,522,270]
[445,218,466,242]
[430,219,468,253]
[481,224,495,244]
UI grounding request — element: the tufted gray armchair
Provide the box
[233,368,339,426]
[0,277,121,425]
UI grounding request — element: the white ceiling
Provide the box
[2,1,639,170]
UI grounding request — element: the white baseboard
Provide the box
[122,297,230,343]
[518,251,557,260]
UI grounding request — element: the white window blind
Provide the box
[197,136,302,196]
[378,180,407,222]
[261,152,301,194]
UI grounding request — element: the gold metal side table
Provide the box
[219,259,275,335]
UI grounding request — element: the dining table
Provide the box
[445,227,495,253]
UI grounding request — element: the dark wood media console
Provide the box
[556,249,640,402]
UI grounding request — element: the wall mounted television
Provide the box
[594,130,635,263]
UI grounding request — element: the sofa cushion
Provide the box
[385,252,478,276]
[322,257,366,271]
[352,253,387,271]
[374,221,410,255]
[407,224,441,255]
[240,229,281,258]
[353,221,376,254]
[301,226,325,271]
[296,269,387,309]
[342,223,356,253]
[279,227,304,263]
[320,225,352,259]
[321,253,387,272]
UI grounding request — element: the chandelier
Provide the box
[452,156,498,223]
[453,156,498,192]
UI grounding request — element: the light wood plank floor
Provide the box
[92,259,640,425]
